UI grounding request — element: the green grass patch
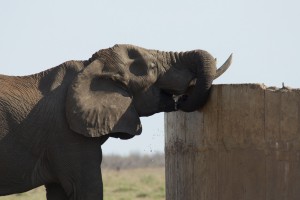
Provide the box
[0,168,165,200]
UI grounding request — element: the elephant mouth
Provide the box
[161,77,197,109]
[166,77,199,110]
[164,89,185,96]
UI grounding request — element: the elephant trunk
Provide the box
[160,50,231,112]
[176,50,217,112]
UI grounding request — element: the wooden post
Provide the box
[165,84,300,200]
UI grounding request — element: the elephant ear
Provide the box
[66,59,142,139]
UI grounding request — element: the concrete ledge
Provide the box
[165,84,300,200]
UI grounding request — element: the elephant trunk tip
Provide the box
[214,53,233,80]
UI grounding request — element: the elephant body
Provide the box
[0,44,231,199]
[0,62,106,198]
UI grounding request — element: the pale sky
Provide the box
[1,0,300,155]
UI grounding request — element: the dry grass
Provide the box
[103,168,165,200]
[0,187,46,200]
[0,168,165,200]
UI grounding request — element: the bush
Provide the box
[102,152,165,170]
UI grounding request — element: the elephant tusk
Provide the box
[173,95,179,111]
[189,78,197,87]
[173,95,184,111]
[214,53,233,80]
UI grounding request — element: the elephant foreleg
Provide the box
[45,183,68,200]
[47,139,104,200]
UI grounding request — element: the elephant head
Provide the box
[66,44,231,139]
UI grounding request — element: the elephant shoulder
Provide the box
[37,60,85,94]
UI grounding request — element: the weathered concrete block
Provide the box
[165,84,300,200]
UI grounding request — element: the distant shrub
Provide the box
[102,152,165,170]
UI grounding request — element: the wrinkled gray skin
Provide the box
[0,44,231,199]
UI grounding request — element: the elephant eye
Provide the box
[149,62,157,70]
[148,62,158,79]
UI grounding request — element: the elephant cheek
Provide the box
[132,90,175,116]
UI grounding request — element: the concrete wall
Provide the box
[165,84,300,200]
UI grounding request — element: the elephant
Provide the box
[0,44,232,199]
